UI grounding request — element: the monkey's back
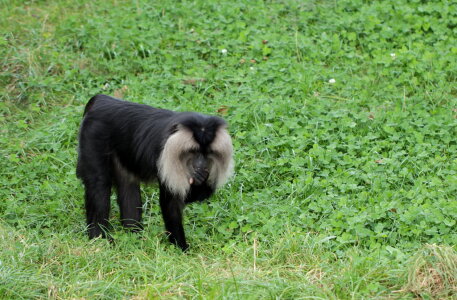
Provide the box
[79,95,176,180]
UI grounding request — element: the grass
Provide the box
[403,244,457,298]
[1,0,456,298]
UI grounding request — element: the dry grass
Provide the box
[402,244,457,298]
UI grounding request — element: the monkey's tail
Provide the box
[83,95,100,116]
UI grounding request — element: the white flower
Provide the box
[328,78,336,84]
[390,53,396,58]
[221,49,228,55]
[250,67,255,70]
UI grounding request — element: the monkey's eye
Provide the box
[179,151,195,161]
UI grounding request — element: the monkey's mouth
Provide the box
[189,168,209,185]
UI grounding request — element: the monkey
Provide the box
[76,94,234,250]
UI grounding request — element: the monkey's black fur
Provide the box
[76,95,230,250]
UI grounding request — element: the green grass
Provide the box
[1,0,456,298]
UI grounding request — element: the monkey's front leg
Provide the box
[159,185,189,251]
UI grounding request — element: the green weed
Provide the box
[1,0,456,298]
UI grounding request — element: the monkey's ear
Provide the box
[157,126,199,199]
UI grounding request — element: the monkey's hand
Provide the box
[189,168,209,186]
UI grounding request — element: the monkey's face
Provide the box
[183,151,211,186]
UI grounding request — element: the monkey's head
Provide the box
[158,113,234,200]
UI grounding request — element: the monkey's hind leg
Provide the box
[78,137,113,239]
[84,179,112,239]
[114,163,143,232]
